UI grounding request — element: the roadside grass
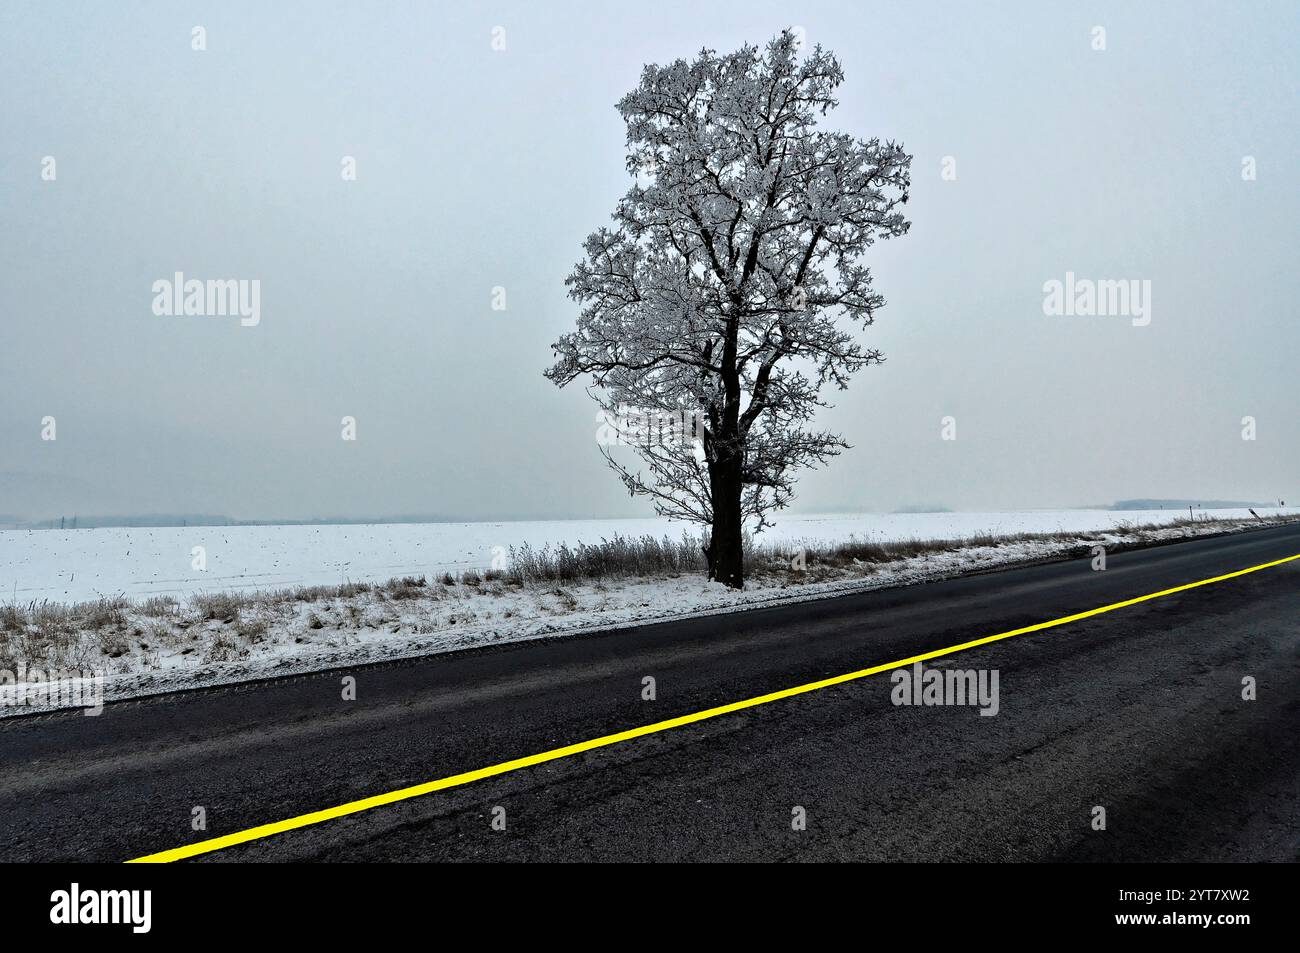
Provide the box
[495,519,1247,585]
[2,513,1295,673]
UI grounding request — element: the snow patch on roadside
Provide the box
[1,517,1291,715]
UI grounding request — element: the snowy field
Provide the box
[1,508,1293,605]
[3,511,1296,714]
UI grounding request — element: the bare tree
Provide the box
[546,30,910,588]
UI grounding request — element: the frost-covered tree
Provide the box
[545,30,910,588]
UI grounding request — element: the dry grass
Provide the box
[504,534,705,584]
[498,528,1093,585]
[2,513,1293,673]
[193,592,247,624]
[382,576,427,600]
[138,595,179,617]
[0,596,131,670]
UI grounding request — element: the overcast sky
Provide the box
[1,1,1296,523]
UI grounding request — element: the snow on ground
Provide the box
[2,508,1294,604]
[1,512,1294,715]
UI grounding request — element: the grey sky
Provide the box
[2,1,1297,522]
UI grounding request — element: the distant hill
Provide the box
[5,514,242,530]
[1110,498,1281,511]
[2,513,466,531]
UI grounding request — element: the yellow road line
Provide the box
[127,551,1300,863]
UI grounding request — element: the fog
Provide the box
[1,1,1296,523]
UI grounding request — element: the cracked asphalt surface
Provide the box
[2,522,1297,862]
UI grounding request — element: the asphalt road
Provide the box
[3,523,1298,862]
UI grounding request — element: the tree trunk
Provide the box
[708,455,745,589]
